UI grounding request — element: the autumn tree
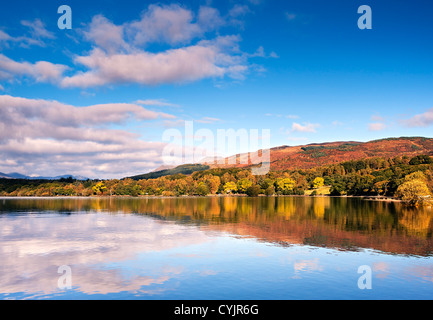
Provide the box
[246,185,261,197]
[202,174,221,194]
[224,181,238,194]
[276,178,295,195]
[237,179,253,194]
[405,171,427,182]
[397,180,431,206]
[221,172,236,185]
[425,170,433,193]
[313,177,325,189]
[196,182,210,196]
[396,172,431,206]
[265,185,275,196]
[105,179,119,196]
[92,182,107,195]
[174,178,188,196]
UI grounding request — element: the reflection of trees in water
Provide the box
[399,207,433,237]
[2,197,433,255]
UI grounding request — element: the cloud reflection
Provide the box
[0,213,210,298]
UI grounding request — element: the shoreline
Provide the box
[0,194,402,202]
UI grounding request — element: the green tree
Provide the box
[259,178,274,190]
[409,155,433,165]
[237,179,253,194]
[196,182,210,196]
[246,185,261,197]
[265,185,275,196]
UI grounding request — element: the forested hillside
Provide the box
[204,137,433,171]
[1,154,432,205]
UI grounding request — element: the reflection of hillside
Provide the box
[2,197,433,256]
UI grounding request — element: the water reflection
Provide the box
[2,197,432,256]
[1,197,433,299]
[0,210,212,298]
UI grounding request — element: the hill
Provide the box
[127,164,210,180]
[0,172,89,180]
[202,137,433,172]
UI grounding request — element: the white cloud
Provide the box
[21,19,55,40]
[195,117,221,124]
[246,46,278,59]
[0,30,11,41]
[0,54,68,83]
[368,113,388,131]
[75,4,226,55]
[291,122,320,133]
[124,4,225,47]
[61,44,232,88]
[0,19,55,48]
[285,13,297,21]
[1,4,266,89]
[285,12,313,25]
[197,6,225,31]
[0,95,174,128]
[368,122,387,131]
[60,5,260,88]
[83,15,130,53]
[229,5,251,18]
[371,114,385,122]
[0,95,178,178]
[135,99,180,108]
[129,4,203,46]
[265,113,299,119]
[162,119,187,128]
[402,108,433,127]
[162,117,220,128]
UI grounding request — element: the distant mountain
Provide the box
[127,164,210,180]
[0,172,11,179]
[0,172,89,180]
[6,172,31,179]
[34,174,90,181]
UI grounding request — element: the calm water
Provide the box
[1,196,433,300]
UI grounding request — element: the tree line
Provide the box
[0,155,432,205]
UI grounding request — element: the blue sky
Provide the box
[0,0,433,178]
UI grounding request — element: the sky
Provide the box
[0,0,433,179]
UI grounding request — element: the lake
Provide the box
[0,196,432,300]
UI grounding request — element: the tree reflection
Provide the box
[1,196,432,256]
